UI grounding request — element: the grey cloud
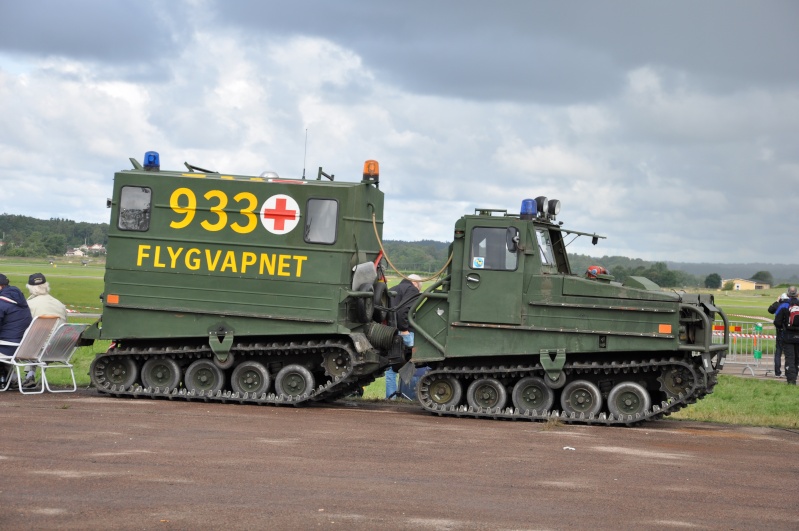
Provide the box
[0,0,189,64]
[211,0,799,104]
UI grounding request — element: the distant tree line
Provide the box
[0,214,108,257]
[382,240,451,273]
[0,217,784,290]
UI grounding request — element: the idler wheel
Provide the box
[466,378,507,410]
[141,358,181,390]
[607,381,651,418]
[512,376,554,413]
[91,356,138,389]
[231,361,271,395]
[560,379,602,417]
[184,359,225,394]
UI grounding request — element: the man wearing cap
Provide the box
[22,273,68,388]
[768,292,790,378]
[0,274,33,387]
[385,274,422,399]
[775,286,799,385]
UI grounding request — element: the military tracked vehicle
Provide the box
[83,153,403,404]
[82,153,729,426]
[405,198,730,425]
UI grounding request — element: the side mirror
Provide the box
[506,227,520,253]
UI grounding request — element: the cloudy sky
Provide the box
[1,0,797,264]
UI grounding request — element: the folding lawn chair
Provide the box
[0,315,64,394]
[39,323,89,393]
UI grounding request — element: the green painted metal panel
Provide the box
[98,167,384,341]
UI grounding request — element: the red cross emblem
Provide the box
[260,194,300,234]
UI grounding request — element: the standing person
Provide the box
[385,274,422,399]
[768,293,790,378]
[776,286,799,386]
[23,273,68,388]
[0,274,33,387]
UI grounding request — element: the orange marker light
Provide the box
[658,324,672,334]
[107,294,120,304]
[363,160,379,179]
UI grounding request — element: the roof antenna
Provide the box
[302,128,308,180]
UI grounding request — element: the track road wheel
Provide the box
[466,378,507,410]
[184,359,225,394]
[231,361,271,395]
[141,358,181,390]
[512,376,554,413]
[426,375,462,408]
[92,356,138,389]
[607,382,651,418]
[275,364,315,398]
[560,379,602,417]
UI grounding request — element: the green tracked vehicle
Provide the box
[83,153,403,404]
[404,198,730,425]
[83,153,729,426]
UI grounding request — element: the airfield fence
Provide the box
[713,319,778,376]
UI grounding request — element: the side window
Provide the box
[304,198,338,244]
[118,186,152,231]
[536,229,555,267]
[470,227,518,270]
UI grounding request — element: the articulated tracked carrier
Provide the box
[82,153,729,426]
[83,153,402,405]
[404,199,730,425]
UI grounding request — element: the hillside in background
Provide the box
[665,261,799,284]
[1,214,795,285]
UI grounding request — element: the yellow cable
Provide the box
[371,213,452,283]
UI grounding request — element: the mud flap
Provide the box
[398,361,416,386]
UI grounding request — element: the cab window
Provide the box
[118,186,152,231]
[536,228,555,266]
[304,198,338,244]
[470,227,517,270]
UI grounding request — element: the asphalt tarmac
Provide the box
[1,390,798,530]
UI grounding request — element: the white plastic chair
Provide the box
[39,323,89,393]
[0,315,63,394]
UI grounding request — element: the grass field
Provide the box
[2,257,797,428]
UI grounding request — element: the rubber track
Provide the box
[416,356,718,426]
[92,338,368,406]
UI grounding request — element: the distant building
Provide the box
[89,243,106,254]
[65,248,85,257]
[722,278,770,290]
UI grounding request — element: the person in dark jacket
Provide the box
[775,286,799,385]
[0,273,34,385]
[768,293,790,378]
[385,274,422,398]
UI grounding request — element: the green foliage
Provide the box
[671,375,799,428]
[704,273,722,289]
[569,254,694,287]
[382,240,450,273]
[750,270,774,286]
[722,280,735,291]
[0,214,108,257]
